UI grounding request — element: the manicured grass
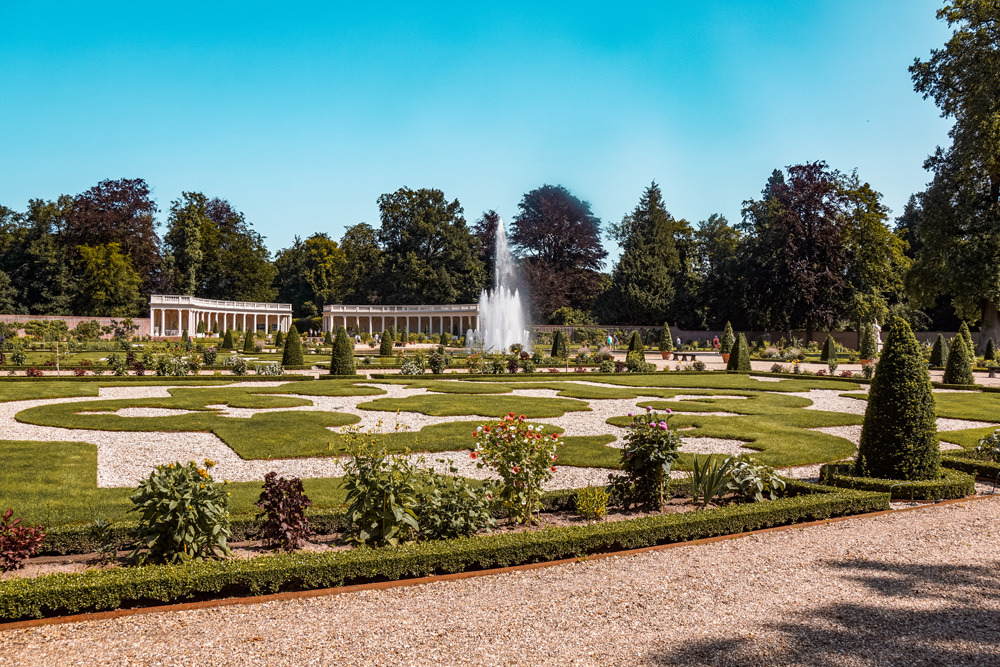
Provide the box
[434,373,861,393]
[356,394,591,418]
[843,390,1000,424]
[261,380,385,397]
[0,440,349,526]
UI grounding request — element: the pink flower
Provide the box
[645,406,652,412]
[512,466,520,474]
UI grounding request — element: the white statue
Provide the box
[872,319,882,349]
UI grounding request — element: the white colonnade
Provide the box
[149,295,293,338]
[321,304,479,336]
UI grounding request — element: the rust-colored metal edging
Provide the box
[1,494,996,633]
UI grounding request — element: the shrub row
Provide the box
[1,483,887,621]
[0,375,316,384]
[818,463,975,500]
[940,452,1000,480]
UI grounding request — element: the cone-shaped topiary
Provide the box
[221,329,234,349]
[860,324,878,361]
[943,334,974,385]
[985,338,996,362]
[330,326,356,375]
[720,322,735,354]
[282,325,303,366]
[324,331,333,345]
[551,330,567,358]
[628,331,643,353]
[658,322,673,352]
[820,334,836,362]
[242,330,254,352]
[959,322,975,357]
[929,334,948,367]
[855,317,939,480]
[182,329,189,343]
[274,329,284,347]
[212,322,218,334]
[726,333,751,371]
[379,330,392,356]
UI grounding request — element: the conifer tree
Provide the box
[221,329,234,349]
[720,322,735,354]
[242,330,254,352]
[658,322,673,352]
[282,324,303,366]
[379,330,392,356]
[930,334,948,367]
[324,330,333,345]
[820,334,837,362]
[959,322,975,357]
[726,333,751,371]
[628,331,643,353]
[331,326,356,375]
[551,330,567,358]
[860,324,878,361]
[985,338,996,362]
[274,329,284,347]
[855,317,938,480]
[943,334,974,385]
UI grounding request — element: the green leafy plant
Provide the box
[428,348,451,374]
[973,429,1000,463]
[625,350,654,372]
[255,472,313,552]
[628,330,643,353]
[985,338,996,362]
[274,329,284,347]
[574,485,610,520]
[416,461,495,540]
[608,407,681,509]
[471,413,562,524]
[688,454,736,508]
[127,460,232,565]
[726,455,786,503]
[959,321,975,357]
[242,330,254,353]
[0,509,46,572]
[400,356,425,375]
[88,518,117,565]
[221,329,234,349]
[202,346,218,366]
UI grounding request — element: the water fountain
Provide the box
[470,218,531,352]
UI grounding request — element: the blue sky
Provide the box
[0,1,953,261]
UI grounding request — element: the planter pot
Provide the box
[860,359,871,365]
[721,353,730,363]
[660,350,672,360]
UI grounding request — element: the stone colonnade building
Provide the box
[322,304,478,336]
[150,295,293,338]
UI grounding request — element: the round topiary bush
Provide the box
[551,330,567,359]
[820,334,836,362]
[658,322,673,352]
[282,324,303,366]
[720,322,735,355]
[726,333,751,372]
[221,329,234,350]
[379,330,392,357]
[330,326,356,376]
[859,324,878,361]
[855,317,939,481]
[929,333,949,367]
[959,321,975,357]
[943,334,974,385]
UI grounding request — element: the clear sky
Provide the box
[0,1,953,261]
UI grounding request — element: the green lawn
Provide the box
[356,394,591,418]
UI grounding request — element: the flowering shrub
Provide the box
[471,413,562,524]
[202,347,218,365]
[417,459,495,540]
[73,367,88,376]
[230,356,248,376]
[25,367,43,377]
[127,460,232,564]
[428,348,451,374]
[974,429,1000,462]
[0,509,46,572]
[840,370,854,378]
[608,407,681,509]
[466,353,483,374]
[254,362,284,376]
[400,357,424,375]
[574,485,609,520]
[10,348,26,366]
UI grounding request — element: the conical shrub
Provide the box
[331,326,356,375]
[242,330,254,352]
[720,322,735,354]
[726,333,751,372]
[379,330,393,356]
[274,330,284,348]
[985,338,996,362]
[855,317,938,480]
[221,329,234,350]
[929,334,948,367]
[959,322,975,357]
[551,330,567,358]
[658,322,673,352]
[282,325,303,366]
[628,331,643,353]
[860,324,878,360]
[943,334,974,385]
[324,331,333,345]
[820,334,836,362]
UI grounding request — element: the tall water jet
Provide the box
[473,218,531,352]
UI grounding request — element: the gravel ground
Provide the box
[4,497,998,666]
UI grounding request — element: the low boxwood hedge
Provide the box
[2,483,886,621]
[941,451,1000,480]
[819,462,975,500]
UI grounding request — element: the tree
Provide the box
[959,321,975,357]
[282,324,303,366]
[943,335,975,385]
[821,335,837,362]
[547,306,595,326]
[930,333,949,366]
[379,330,392,356]
[856,317,939,480]
[221,329,234,350]
[510,185,607,320]
[0,269,17,313]
[986,338,997,361]
[1,198,76,315]
[907,2,1000,348]
[242,330,254,353]
[726,333,751,372]
[627,331,643,353]
[339,223,383,304]
[323,331,333,345]
[472,209,501,284]
[658,322,673,353]
[63,178,162,298]
[601,183,680,324]
[376,187,485,304]
[330,326,356,375]
[551,330,567,358]
[274,329,283,347]
[719,322,735,355]
[693,214,743,329]
[74,243,144,317]
[273,233,346,317]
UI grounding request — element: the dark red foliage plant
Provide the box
[0,509,47,572]
[255,472,313,552]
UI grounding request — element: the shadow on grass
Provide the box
[647,559,1000,666]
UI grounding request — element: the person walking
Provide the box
[713,336,720,350]
[675,336,682,350]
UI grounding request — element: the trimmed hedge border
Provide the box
[818,463,975,500]
[1,481,886,621]
[0,375,317,383]
[941,452,1000,480]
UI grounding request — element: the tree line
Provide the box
[0,3,993,341]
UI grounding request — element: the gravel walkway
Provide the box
[4,497,998,666]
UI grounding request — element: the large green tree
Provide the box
[376,187,485,304]
[908,1,1000,348]
[340,223,383,304]
[74,243,144,317]
[693,214,744,329]
[273,233,346,317]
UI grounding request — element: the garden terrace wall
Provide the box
[1,482,887,621]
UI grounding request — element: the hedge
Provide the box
[0,374,317,383]
[819,462,974,500]
[2,483,887,620]
[941,452,1000,480]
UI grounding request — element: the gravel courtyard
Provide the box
[3,496,997,666]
